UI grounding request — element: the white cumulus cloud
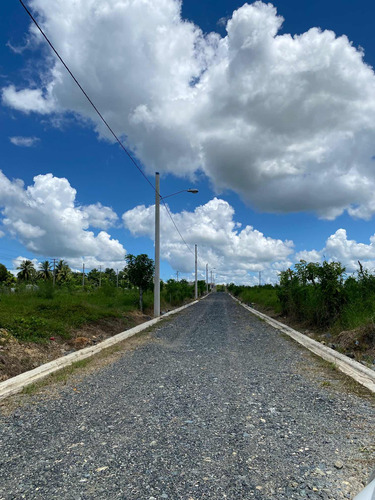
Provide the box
[0,171,125,267]
[123,197,294,284]
[4,0,375,219]
[296,229,375,273]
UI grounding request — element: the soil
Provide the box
[0,311,152,382]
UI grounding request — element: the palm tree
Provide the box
[56,260,71,284]
[17,260,36,282]
[38,260,52,281]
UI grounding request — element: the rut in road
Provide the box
[0,293,374,499]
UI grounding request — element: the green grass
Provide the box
[237,286,282,313]
[0,281,196,344]
[0,286,149,343]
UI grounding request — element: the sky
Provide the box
[2,0,375,285]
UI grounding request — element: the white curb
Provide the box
[230,294,375,394]
[0,298,203,401]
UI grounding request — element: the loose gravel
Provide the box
[0,293,374,499]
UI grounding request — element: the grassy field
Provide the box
[232,285,282,314]
[0,284,151,343]
[0,278,201,344]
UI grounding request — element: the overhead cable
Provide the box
[19,0,202,262]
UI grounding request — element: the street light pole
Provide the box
[154,172,198,317]
[206,263,208,294]
[195,244,198,299]
[154,172,160,317]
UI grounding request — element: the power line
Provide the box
[18,0,203,265]
[161,200,195,258]
[19,0,154,193]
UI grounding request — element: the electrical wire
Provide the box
[18,0,204,264]
[19,0,154,192]
[161,200,195,257]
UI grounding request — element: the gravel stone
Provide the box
[0,293,374,499]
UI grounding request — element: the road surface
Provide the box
[0,293,374,499]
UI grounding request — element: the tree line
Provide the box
[0,254,207,312]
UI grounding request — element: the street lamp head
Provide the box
[187,188,199,194]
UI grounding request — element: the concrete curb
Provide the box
[0,298,204,401]
[230,294,375,394]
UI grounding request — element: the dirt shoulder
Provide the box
[0,311,151,382]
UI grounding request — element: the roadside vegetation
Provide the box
[228,260,375,364]
[0,257,207,344]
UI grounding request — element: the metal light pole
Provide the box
[154,173,198,317]
[206,263,208,294]
[154,172,161,318]
[195,244,198,299]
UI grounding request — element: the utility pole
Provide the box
[82,263,85,287]
[99,265,102,287]
[154,172,160,318]
[195,244,198,299]
[52,258,56,287]
[206,264,208,294]
[259,271,261,287]
[116,269,119,288]
[176,271,179,282]
[210,270,213,291]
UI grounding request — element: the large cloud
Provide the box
[123,197,294,284]
[3,0,375,219]
[296,229,375,273]
[0,171,125,268]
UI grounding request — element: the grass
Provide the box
[236,286,282,313]
[21,358,93,395]
[0,285,152,343]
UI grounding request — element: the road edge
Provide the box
[230,294,375,394]
[0,297,206,401]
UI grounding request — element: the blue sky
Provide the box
[2,0,375,284]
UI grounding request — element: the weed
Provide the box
[320,381,331,387]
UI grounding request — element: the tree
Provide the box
[38,260,52,281]
[125,254,154,312]
[104,268,117,286]
[88,268,100,286]
[0,263,7,283]
[6,271,16,286]
[17,260,36,282]
[56,260,72,284]
[118,268,129,288]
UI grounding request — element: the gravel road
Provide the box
[1,293,374,499]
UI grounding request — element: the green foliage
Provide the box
[5,271,16,286]
[162,279,194,306]
[197,280,206,295]
[37,280,55,299]
[0,263,8,283]
[0,287,144,343]
[126,254,154,312]
[126,254,154,291]
[278,260,347,327]
[38,260,52,281]
[7,316,56,342]
[17,259,36,282]
[229,284,281,313]
[230,260,375,333]
[56,260,72,284]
